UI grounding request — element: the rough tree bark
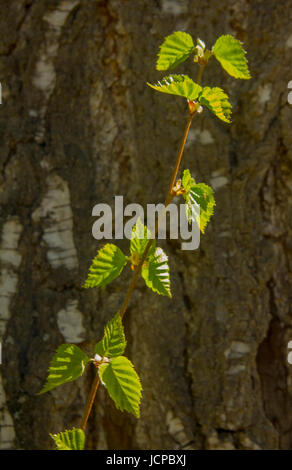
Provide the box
[0,0,292,450]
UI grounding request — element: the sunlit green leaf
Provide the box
[198,87,232,123]
[83,244,127,288]
[212,34,251,79]
[95,312,126,358]
[182,174,216,233]
[156,31,195,71]
[130,218,156,261]
[147,74,202,101]
[39,344,89,394]
[99,356,142,418]
[142,247,171,297]
[181,169,195,194]
[50,428,85,450]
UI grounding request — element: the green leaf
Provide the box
[198,87,232,123]
[156,31,195,71]
[183,181,216,234]
[83,243,127,288]
[181,169,195,194]
[95,312,126,358]
[99,356,142,418]
[147,74,202,101]
[130,218,155,260]
[50,428,85,450]
[39,344,90,394]
[142,247,171,297]
[212,34,251,79]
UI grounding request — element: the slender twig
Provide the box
[165,115,194,206]
[81,371,100,431]
[120,113,194,320]
[196,64,205,86]
[80,64,206,431]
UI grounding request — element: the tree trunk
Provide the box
[1,0,292,450]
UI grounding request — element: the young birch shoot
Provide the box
[39,31,251,450]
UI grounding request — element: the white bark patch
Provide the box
[224,341,251,359]
[90,81,104,120]
[210,171,228,190]
[0,217,22,449]
[162,0,188,15]
[239,434,262,450]
[32,1,79,141]
[32,174,78,270]
[0,376,16,450]
[33,57,56,95]
[185,128,214,147]
[219,231,232,238]
[211,176,228,191]
[0,219,22,268]
[28,110,38,118]
[0,218,22,336]
[227,364,246,375]
[166,410,189,446]
[99,110,118,146]
[286,34,292,48]
[257,83,272,105]
[0,271,19,328]
[57,300,85,343]
[200,129,215,145]
[44,3,78,28]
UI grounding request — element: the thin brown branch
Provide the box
[196,64,205,86]
[81,371,100,431]
[120,113,194,320]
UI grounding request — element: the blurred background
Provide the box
[0,0,292,450]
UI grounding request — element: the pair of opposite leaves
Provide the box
[147,32,251,123]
